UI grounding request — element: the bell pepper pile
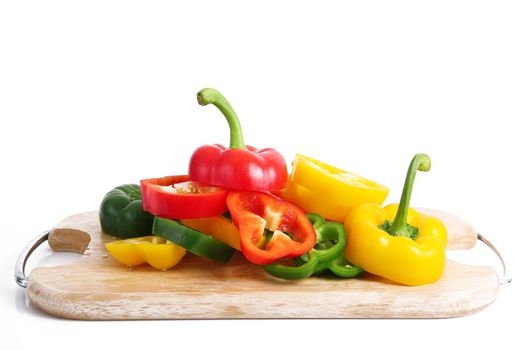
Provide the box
[99,87,448,286]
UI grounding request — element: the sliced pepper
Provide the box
[263,213,363,280]
[226,192,316,265]
[282,154,389,222]
[99,184,154,238]
[282,181,352,223]
[344,154,448,286]
[153,216,235,263]
[189,88,288,192]
[140,175,228,219]
[105,236,186,270]
[181,215,241,251]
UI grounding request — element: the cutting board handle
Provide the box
[14,230,50,288]
[15,214,91,288]
[14,227,91,288]
[478,233,512,285]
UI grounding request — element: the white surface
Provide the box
[0,0,520,349]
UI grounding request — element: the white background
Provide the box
[1,1,520,349]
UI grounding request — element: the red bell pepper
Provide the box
[226,191,316,265]
[189,88,288,192]
[140,175,228,219]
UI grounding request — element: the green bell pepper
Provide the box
[263,213,364,280]
[99,184,154,238]
[153,216,235,263]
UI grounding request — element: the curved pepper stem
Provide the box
[197,88,246,149]
[387,153,431,238]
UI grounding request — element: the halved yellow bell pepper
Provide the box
[282,154,389,222]
[105,236,186,270]
[180,216,241,250]
[344,154,447,286]
[282,181,352,223]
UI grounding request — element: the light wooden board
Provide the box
[27,210,499,319]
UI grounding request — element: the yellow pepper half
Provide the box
[180,216,241,251]
[105,236,186,270]
[282,154,389,222]
[344,154,447,286]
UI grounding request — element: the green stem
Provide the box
[387,153,431,238]
[197,88,246,149]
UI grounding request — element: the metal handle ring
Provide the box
[14,230,50,288]
[478,233,512,285]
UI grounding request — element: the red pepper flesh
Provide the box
[227,191,316,265]
[140,175,228,219]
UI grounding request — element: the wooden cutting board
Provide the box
[26,210,499,320]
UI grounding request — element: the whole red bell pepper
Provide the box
[140,175,228,219]
[227,191,316,265]
[189,88,288,192]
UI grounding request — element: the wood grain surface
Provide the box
[26,210,498,320]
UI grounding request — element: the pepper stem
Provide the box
[197,88,246,149]
[387,153,431,238]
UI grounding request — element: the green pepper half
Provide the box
[99,184,154,238]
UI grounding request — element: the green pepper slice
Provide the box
[99,184,154,238]
[153,216,235,263]
[326,256,364,278]
[263,214,363,280]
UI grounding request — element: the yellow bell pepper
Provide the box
[180,216,241,250]
[344,154,447,286]
[105,236,186,270]
[283,181,352,222]
[282,154,389,222]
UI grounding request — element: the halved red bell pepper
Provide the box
[140,175,228,219]
[227,191,316,265]
[189,88,288,192]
